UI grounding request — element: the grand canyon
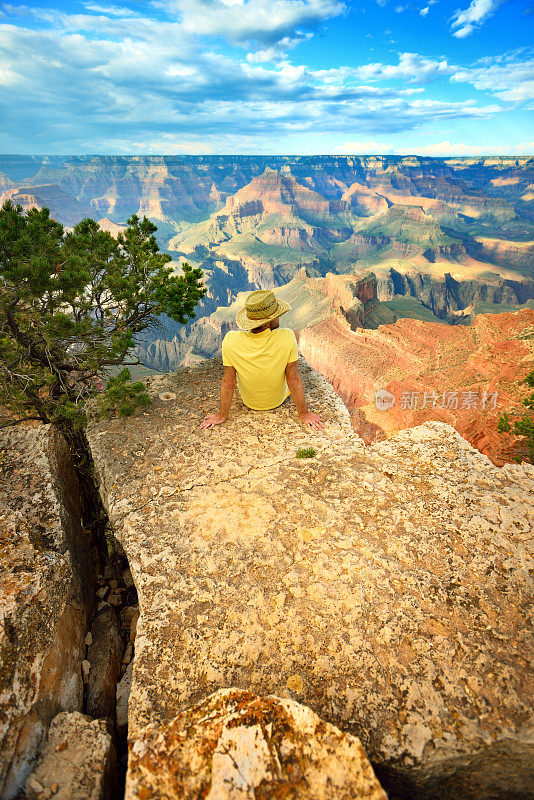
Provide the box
[3,0,533,790]
[2,154,532,463]
[2,155,534,800]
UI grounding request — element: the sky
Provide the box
[0,0,532,154]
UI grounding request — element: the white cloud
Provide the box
[412,139,534,155]
[355,52,450,83]
[130,137,213,154]
[334,140,395,153]
[246,34,311,62]
[497,82,534,101]
[0,4,522,153]
[158,0,346,45]
[336,139,534,156]
[452,52,534,101]
[450,0,503,37]
[83,3,140,15]
[413,140,487,154]
[420,6,429,15]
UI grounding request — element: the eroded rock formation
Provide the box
[375,268,534,319]
[87,359,534,800]
[300,308,534,465]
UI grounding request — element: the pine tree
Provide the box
[0,200,205,510]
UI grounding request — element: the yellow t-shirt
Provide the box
[222,327,299,410]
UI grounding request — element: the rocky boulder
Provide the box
[87,358,534,800]
[86,606,123,720]
[22,711,116,800]
[128,687,387,799]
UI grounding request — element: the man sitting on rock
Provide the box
[200,289,324,431]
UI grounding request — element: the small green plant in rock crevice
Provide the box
[296,446,317,459]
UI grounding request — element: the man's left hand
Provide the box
[200,413,227,429]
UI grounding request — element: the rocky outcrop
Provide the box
[22,711,116,800]
[97,217,126,237]
[0,426,93,798]
[0,185,93,227]
[422,243,466,262]
[116,661,133,739]
[223,168,340,219]
[300,307,534,465]
[129,687,387,800]
[87,359,534,800]
[323,270,377,308]
[173,167,356,257]
[467,236,534,276]
[341,181,390,215]
[376,268,534,320]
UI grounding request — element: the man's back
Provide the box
[222,327,299,410]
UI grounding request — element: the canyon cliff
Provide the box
[300,308,534,466]
[0,427,98,797]
[86,359,533,800]
[2,359,533,799]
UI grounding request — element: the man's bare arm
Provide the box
[285,361,324,430]
[200,366,236,428]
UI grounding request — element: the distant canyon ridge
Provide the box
[2,154,532,343]
[1,154,533,461]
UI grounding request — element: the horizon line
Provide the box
[0,152,532,159]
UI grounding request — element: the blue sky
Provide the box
[0,0,532,154]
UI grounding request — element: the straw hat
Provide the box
[236,289,291,331]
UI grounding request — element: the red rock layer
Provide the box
[300,309,534,465]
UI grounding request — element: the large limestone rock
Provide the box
[0,426,93,799]
[22,711,116,800]
[87,358,534,800]
[129,687,387,799]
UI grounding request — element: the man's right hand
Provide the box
[200,414,227,429]
[299,412,324,430]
